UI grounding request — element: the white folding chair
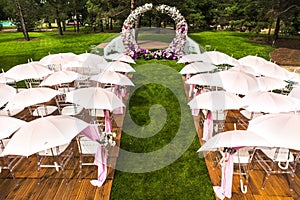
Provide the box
[76,134,100,180]
[219,147,256,194]
[212,110,227,134]
[254,147,300,191]
[29,104,58,117]
[0,138,24,179]
[36,143,74,184]
[55,94,84,116]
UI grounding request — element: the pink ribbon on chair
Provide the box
[213,153,234,200]
[202,111,213,141]
[191,88,201,116]
[114,84,118,95]
[104,110,112,133]
[121,87,126,97]
[81,125,108,187]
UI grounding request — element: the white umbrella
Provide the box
[65,87,124,111]
[179,62,216,74]
[198,130,273,152]
[5,87,61,110]
[1,115,89,156]
[39,70,82,86]
[227,65,258,76]
[219,71,260,95]
[202,51,239,66]
[39,52,78,67]
[257,61,292,80]
[186,73,223,87]
[177,53,208,63]
[90,71,134,86]
[238,55,268,68]
[104,61,136,73]
[78,53,107,67]
[248,113,300,150]
[0,116,27,140]
[188,91,243,110]
[257,76,288,91]
[105,53,136,64]
[0,83,16,108]
[242,91,300,113]
[0,72,16,84]
[288,87,300,99]
[238,56,291,80]
[5,62,53,81]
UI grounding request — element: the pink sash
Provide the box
[202,111,213,141]
[81,125,107,187]
[104,110,112,133]
[213,153,234,199]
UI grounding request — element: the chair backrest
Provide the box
[76,135,99,155]
[38,143,71,156]
[212,110,227,121]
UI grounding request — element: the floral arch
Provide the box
[121,3,188,60]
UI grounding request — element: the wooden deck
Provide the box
[1,77,300,200]
[182,78,300,200]
[0,92,128,200]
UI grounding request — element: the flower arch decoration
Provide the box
[121,3,188,60]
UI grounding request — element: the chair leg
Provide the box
[37,154,42,184]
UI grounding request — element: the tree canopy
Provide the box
[1,0,299,42]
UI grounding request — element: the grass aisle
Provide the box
[110,60,214,200]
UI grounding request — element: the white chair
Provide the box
[55,94,84,116]
[0,138,24,179]
[219,147,256,194]
[212,110,227,134]
[30,105,58,117]
[254,147,300,191]
[24,79,41,88]
[36,143,74,184]
[76,134,100,180]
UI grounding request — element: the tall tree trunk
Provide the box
[110,17,113,30]
[267,21,272,42]
[55,8,63,35]
[76,13,80,32]
[100,19,104,32]
[273,16,280,43]
[15,0,30,41]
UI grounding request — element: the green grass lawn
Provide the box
[0,30,278,199]
[0,31,117,71]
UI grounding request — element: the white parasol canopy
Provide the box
[0,116,27,140]
[197,130,273,152]
[257,76,288,91]
[1,115,89,156]
[5,62,53,81]
[188,91,243,110]
[104,61,136,73]
[179,62,216,74]
[105,53,136,64]
[5,87,61,110]
[39,52,78,67]
[90,71,134,86]
[177,53,208,63]
[248,113,300,150]
[0,83,16,108]
[65,87,125,111]
[201,51,240,66]
[186,73,223,87]
[242,91,300,113]
[219,70,260,95]
[39,70,82,86]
